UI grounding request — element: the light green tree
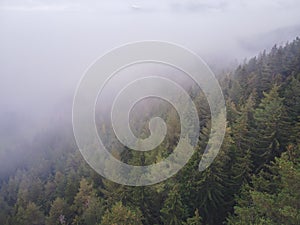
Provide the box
[100,201,143,225]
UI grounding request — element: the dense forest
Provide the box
[0,37,300,225]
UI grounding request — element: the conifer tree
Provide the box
[252,85,285,170]
[160,185,186,225]
[46,197,70,225]
[72,178,103,225]
[100,201,143,225]
[231,93,256,181]
[283,75,300,143]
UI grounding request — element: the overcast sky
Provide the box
[0,0,300,129]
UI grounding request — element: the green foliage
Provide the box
[160,185,186,225]
[15,202,45,225]
[183,209,203,225]
[72,178,104,225]
[283,75,300,143]
[228,144,300,225]
[46,197,70,225]
[100,201,143,225]
[252,85,286,170]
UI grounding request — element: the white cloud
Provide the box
[0,5,79,12]
[0,0,81,12]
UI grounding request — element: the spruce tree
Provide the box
[100,201,143,225]
[160,185,186,225]
[252,85,285,170]
[46,197,71,225]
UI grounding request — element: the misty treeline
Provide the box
[1,37,300,225]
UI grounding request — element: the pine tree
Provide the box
[258,61,273,95]
[46,197,71,225]
[283,75,300,143]
[178,115,233,225]
[252,85,285,170]
[81,196,104,225]
[100,201,143,225]
[160,185,186,225]
[231,93,256,181]
[64,169,80,205]
[72,178,103,225]
[101,179,127,207]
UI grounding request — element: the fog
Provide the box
[0,0,300,172]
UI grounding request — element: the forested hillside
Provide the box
[0,38,300,225]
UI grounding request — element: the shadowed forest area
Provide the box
[0,37,300,225]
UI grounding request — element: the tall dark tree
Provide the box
[283,75,300,143]
[252,85,285,170]
[160,185,186,225]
